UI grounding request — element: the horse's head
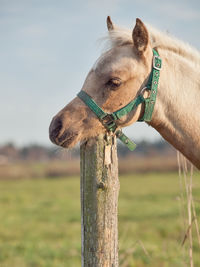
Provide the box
[49,17,153,148]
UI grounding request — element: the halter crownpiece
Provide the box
[77,49,162,151]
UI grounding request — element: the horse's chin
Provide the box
[53,131,80,149]
[60,138,78,149]
[52,128,106,149]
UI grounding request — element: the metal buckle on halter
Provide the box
[140,86,149,95]
[153,55,162,71]
[140,87,151,100]
[101,114,117,131]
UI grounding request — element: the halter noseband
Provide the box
[77,49,162,151]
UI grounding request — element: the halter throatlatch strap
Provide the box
[77,49,162,151]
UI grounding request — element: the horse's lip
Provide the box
[60,140,72,148]
[59,132,78,148]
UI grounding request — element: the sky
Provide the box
[0,0,200,146]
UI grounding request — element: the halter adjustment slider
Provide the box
[153,55,162,70]
[100,114,117,132]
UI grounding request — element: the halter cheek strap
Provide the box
[139,49,162,121]
[77,49,162,151]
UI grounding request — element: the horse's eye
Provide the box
[106,78,122,90]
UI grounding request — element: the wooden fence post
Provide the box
[80,134,120,267]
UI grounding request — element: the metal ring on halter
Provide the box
[140,86,150,97]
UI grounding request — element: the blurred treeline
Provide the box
[0,139,175,162]
[0,139,178,179]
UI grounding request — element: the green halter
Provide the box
[77,49,162,151]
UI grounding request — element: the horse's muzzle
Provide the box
[49,117,63,144]
[49,117,78,148]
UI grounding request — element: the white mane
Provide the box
[103,24,200,66]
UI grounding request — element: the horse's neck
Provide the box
[149,48,200,168]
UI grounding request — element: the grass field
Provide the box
[0,173,199,266]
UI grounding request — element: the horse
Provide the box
[49,17,200,170]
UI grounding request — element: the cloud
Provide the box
[19,24,48,38]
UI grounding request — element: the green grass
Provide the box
[0,173,199,266]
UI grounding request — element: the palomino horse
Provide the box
[49,17,200,170]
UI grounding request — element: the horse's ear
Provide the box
[132,18,149,54]
[107,16,114,31]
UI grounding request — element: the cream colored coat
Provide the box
[49,17,200,169]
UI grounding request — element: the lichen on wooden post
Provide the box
[80,133,120,267]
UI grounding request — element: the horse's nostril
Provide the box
[49,118,63,142]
